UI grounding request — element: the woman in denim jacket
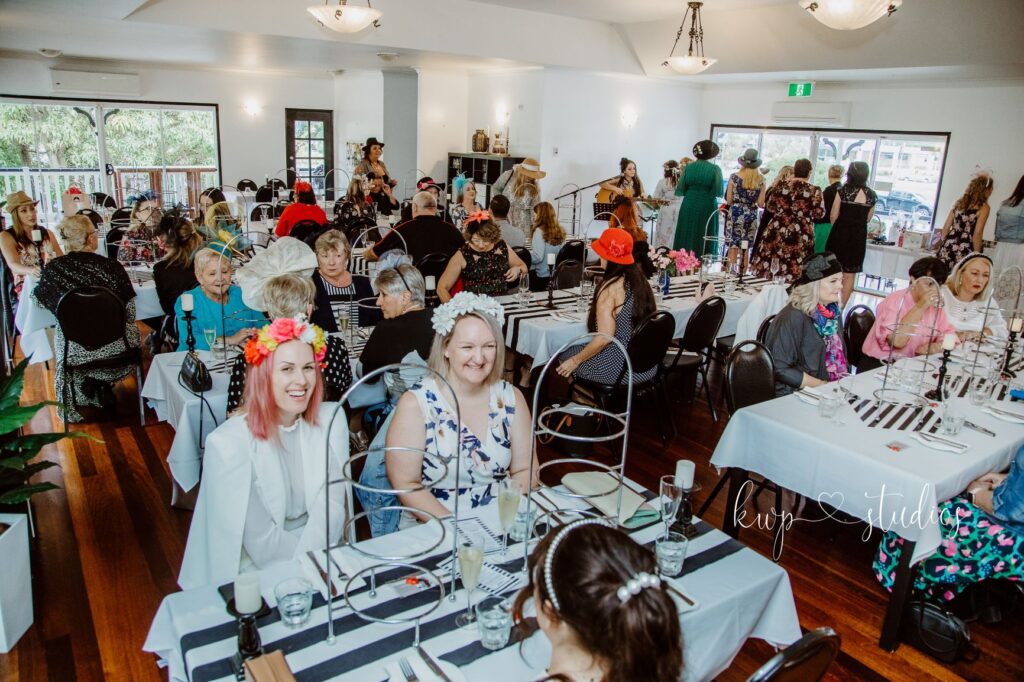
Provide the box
[993,174,1024,276]
[873,444,1024,602]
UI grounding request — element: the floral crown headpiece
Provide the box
[431,292,504,336]
[243,316,327,366]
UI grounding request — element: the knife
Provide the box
[307,550,338,598]
[416,645,452,682]
[962,420,995,437]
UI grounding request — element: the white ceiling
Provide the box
[469,0,792,24]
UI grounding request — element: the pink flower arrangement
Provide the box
[649,248,701,276]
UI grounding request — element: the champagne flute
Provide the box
[336,308,351,340]
[659,475,684,535]
[518,271,530,306]
[202,328,217,352]
[497,478,523,556]
[770,257,781,284]
[455,530,485,629]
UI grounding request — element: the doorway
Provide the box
[285,108,334,197]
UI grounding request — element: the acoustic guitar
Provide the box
[595,184,671,208]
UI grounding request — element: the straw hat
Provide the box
[4,191,38,213]
[515,158,546,180]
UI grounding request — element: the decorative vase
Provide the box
[471,129,489,153]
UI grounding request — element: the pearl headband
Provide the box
[542,518,613,613]
[616,572,661,604]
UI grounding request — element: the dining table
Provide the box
[144,479,802,682]
[709,359,1024,651]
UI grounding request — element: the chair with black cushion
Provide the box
[273,202,290,218]
[550,259,583,290]
[54,286,144,430]
[713,313,778,410]
[512,246,531,271]
[663,296,726,422]
[571,310,677,442]
[110,207,132,224]
[746,627,841,682]
[249,203,275,222]
[77,208,103,228]
[344,217,378,246]
[90,192,117,209]
[0,258,17,373]
[555,239,585,267]
[756,314,776,344]
[844,304,876,372]
[287,219,323,243]
[255,184,275,203]
[236,179,258,192]
[417,252,449,307]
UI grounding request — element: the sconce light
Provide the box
[243,100,262,118]
[495,104,511,125]
[620,108,638,129]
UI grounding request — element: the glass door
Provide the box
[285,109,334,195]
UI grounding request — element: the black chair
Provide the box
[756,314,776,344]
[111,207,132,224]
[287,219,323,243]
[655,246,670,256]
[550,259,583,290]
[236,179,259,192]
[77,208,103,228]
[844,304,875,372]
[416,252,449,280]
[90,192,117,209]
[512,246,531,271]
[248,203,275,222]
[571,311,677,442]
[663,296,726,421]
[255,184,275,203]
[0,258,17,373]
[555,239,585,267]
[746,627,841,682]
[54,286,145,430]
[345,217,379,246]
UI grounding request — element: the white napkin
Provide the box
[561,472,645,524]
[794,392,819,406]
[383,656,438,682]
[910,432,967,453]
[983,405,1024,424]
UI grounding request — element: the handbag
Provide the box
[537,402,601,457]
[901,599,979,663]
[180,350,212,393]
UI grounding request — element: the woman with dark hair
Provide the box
[862,256,958,361]
[600,157,645,201]
[936,173,995,272]
[1,191,63,298]
[652,160,682,249]
[437,210,527,301]
[824,161,877,304]
[750,158,825,283]
[153,210,203,316]
[352,137,397,188]
[674,140,723,257]
[511,520,683,682]
[274,181,327,237]
[198,187,226,223]
[336,176,374,224]
[556,228,657,385]
[118,190,165,262]
[993,173,1024,275]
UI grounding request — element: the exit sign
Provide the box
[788,81,814,97]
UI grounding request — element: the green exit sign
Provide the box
[788,81,814,97]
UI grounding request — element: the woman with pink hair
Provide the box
[179,317,352,589]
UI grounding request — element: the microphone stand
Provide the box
[554,177,617,237]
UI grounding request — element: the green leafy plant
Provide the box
[0,360,93,510]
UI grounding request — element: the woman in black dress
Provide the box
[436,211,527,301]
[825,161,877,306]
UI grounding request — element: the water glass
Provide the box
[655,531,688,577]
[274,577,313,628]
[475,597,513,651]
[509,506,535,542]
[817,390,842,422]
[940,401,965,436]
[968,377,993,407]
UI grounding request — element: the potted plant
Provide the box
[0,359,89,653]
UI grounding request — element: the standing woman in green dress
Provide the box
[674,140,724,257]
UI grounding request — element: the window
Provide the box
[710,124,950,234]
[0,97,220,226]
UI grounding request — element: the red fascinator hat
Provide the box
[591,227,635,265]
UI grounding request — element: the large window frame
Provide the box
[710,123,951,231]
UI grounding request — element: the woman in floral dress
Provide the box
[936,174,994,272]
[725,149,766,267]
[436,212,527,302]
[750,159,824,283]
[874,444,1024,603]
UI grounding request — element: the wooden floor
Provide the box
[1,342,1022,681]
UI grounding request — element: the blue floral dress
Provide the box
[410,376,516,518]
[725,174,762,246]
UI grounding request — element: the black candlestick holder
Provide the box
[183,310,197,353]
[546,279,556,309]
[669,483,703,539]
[1001,329,1019,379]
[226,597,271,680]
[925,348,951,401]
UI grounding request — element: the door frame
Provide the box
[284,108,334,193]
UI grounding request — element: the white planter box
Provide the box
[0,513,33,653]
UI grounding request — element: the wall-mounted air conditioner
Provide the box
[770,101,850,128]
[50,69,141,96]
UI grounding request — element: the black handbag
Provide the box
[902,599,980,663]
[180,350,212,393]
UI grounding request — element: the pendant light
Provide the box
[663,2,717,75]
[308,0,381,33]
[798,1,902,31]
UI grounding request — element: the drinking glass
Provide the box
[941,400,965,436]
[475,597,513,651]
[274,577,313,628]
[497,478,523,555]
[770,257,781,284]
[518,271,530,306]
[655,531,688,577]
[337,308,351,342]
[202,328,217,352]
[968,376,993,407]
[455,530,486,629]
[659,475,684,534]
[817,387,843,424]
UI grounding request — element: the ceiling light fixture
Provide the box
[798,0,902,31]
[308,0,381,34]
[663,2,716,75]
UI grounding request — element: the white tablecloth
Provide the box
[144,492,800,682]
[710,368,1023,563]
[863,243,930,281]
[14,273,163,364]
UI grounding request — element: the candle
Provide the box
[233,572,262,614]
[31,229,42,242]
[740,240,748,250]
[942,333,957,351]
[547,253,557,265]
[674,460,695,489]
[181,293,194,312]
[424,275,436,291]
[1011,318,1023,334]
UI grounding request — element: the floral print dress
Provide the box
[937,207,981,272]
[460,241,510,297]
[750,180,825,282]
[449,202,484,230]
[411,377,516,516]
[725,174,762,247]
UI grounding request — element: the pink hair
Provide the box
[241,343,324,442]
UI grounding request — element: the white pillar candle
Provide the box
[180,293,194,312]
[942,333,957,351]
[424,275,436,291]
[547,253,557,266]
[234,572,262,614]
[674,460,695,489]
[31,229,42,242]
[1011,318,1023,334]
[740,240,748,250]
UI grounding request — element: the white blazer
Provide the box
[178,402,352,590]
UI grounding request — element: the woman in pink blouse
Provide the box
[863,257,959,361]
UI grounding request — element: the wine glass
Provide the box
[497,478,523,556]
[518,271,530,306]
[659,475,684,535]
[455,529,486,629]
[770,257,781,284]
[336,308,351,341]
[202,328,217,353]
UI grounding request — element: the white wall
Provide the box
[466,69,545,158]
[382,71,418,194]
[415,69,469,182]
[699,79,1024,239]
[332,69,383,184]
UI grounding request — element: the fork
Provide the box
[398,657,420,682]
